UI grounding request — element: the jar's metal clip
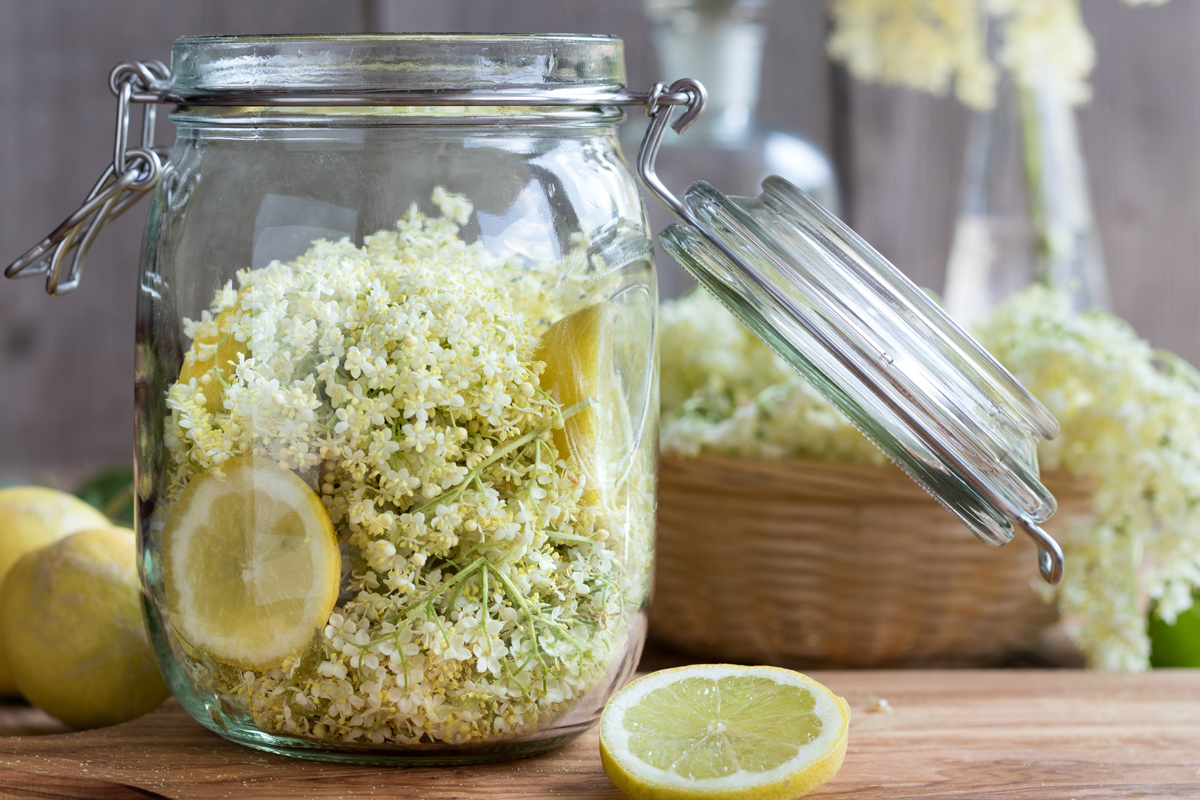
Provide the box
[636,78,708,221]
[5,61,169,295]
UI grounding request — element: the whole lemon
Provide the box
[0,487,110,695]
[0,527,171,729]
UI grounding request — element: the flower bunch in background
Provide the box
[827,0,1168,110]
[815,0,1191,671]
[976,287,1200,671]
[659,289,885,465]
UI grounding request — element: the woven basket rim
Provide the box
[659,452,1092,503]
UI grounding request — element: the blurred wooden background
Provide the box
[1,0,1197,483]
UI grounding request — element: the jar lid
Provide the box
[167,34,626,102]
[640,84,1064,583]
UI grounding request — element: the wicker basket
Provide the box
[650,455,1092,668]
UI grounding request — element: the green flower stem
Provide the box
[429,602,452,649]
[546,531,593,544]
[478,564,501,672]
[491,563,556,691]
[375,556,486,635]
[533,611,586,671]
[410,397,592,517]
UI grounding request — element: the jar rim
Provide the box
[169,34,628,100]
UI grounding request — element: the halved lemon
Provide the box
[162,458,341,670]
[599,665,850,800]
[179,308,248,415]
[534,301,616,503]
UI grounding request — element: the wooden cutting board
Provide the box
[0,670,1196,799]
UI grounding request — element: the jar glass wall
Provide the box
[134,35,657,764]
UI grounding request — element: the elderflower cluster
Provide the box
[977,286,1200,671]
[827,0,1167,110]
[659,290,884,465]
[828,0,997,109]
[161,190,652,744]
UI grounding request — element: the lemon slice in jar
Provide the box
[162,458,340,670]
[179,308,248,415]
[599,665,851,800]
[534,301,617,504]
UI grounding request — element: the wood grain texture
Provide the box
[837,83,970,294]
[0,671,1196,799]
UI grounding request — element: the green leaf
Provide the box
[76,466,135,528]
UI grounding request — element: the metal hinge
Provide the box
[5,61,170,295]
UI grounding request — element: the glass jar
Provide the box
[7,32,1068,768]
[135,35,658,763]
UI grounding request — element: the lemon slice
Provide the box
[600,665,850,800]
[179,307,248,415]
[534,301,616,503]
[162,459,341,670]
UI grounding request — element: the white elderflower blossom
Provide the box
[977,286,1200,671]
[828,0,1167,110]
[162,191,652,744]
[828,0,996,109]
[659,290,885,465]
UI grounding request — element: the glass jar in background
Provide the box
[628,0,840,300]
[135,35,657,763]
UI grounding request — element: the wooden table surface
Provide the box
[0,670,1195,799]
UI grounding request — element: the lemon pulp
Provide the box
[600,665,850,800]
[179,308,248,415]
[162,458,340,669]
[534,301,616,503]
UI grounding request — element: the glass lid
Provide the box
[638,80,1065,584]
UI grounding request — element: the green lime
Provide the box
[1149,596,1200,668]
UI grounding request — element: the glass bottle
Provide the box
[142,36,656,764]
[943,75,1111,328]
[631,0,839,299]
